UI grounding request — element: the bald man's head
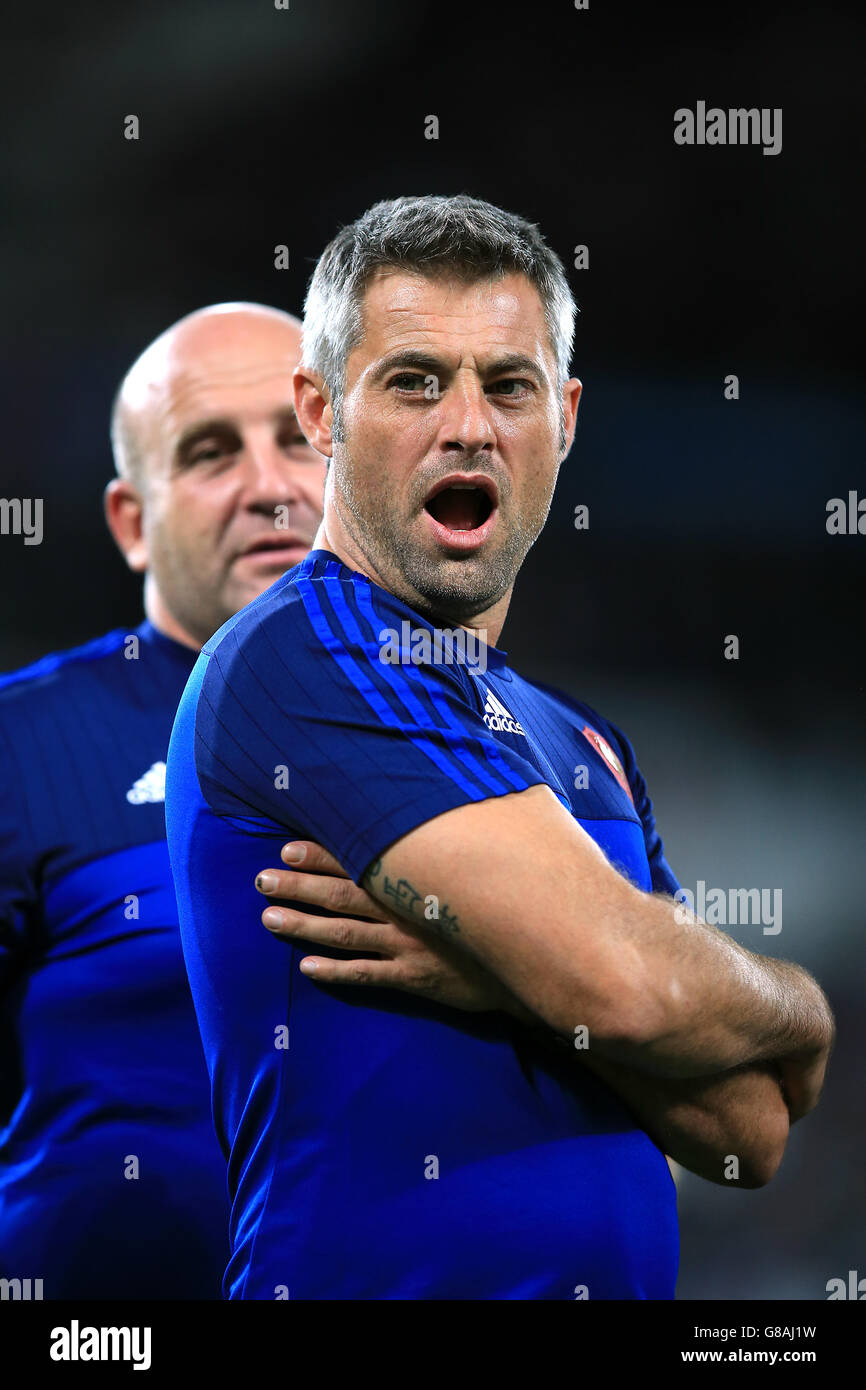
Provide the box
[111,302,306,487]
[105,302,328,648]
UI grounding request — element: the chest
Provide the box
[464,674,651,891]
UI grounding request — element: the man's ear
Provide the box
[293,366,334,458]
[561,377,583,457]
[104,478,148,573]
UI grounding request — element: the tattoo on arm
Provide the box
[383,875,421,916]
[362,858,461,939]
[364,858,383,881]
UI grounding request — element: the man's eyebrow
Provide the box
[370,349,547,385]
[370,350,446,384]
[174,418,240,460]
[483,352,546,382]
[173,406,300,462]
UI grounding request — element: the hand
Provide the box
[773,966,835,1123]
[255,840,529,1017]
[776,1041,832,1124]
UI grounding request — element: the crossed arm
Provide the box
[255,784,834,1188]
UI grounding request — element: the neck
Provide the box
[143,575,202,653]
[312,504,513,650]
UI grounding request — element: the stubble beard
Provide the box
[333,443,556,623]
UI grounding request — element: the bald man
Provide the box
[0,304,326,1299]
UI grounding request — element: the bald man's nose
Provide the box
[240,438,302,507]
[437,376,496,454]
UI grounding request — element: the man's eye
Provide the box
[390,373,430,391]
[488,379,531,396]
[190,443,230,464]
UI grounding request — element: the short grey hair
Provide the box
[110,384,142,485]
[302,195,577,440]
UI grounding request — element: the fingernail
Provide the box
[299,959,317,974]
[256,873,278,894]
[262,908,283,930]
[282,843,306,864]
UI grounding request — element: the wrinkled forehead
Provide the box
[130,322,303,461]
[353,268,553,367]
[160,354,298,420]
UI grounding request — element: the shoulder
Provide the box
[200,553,470,698]
[0,627,133,715]
[0,629,131,848]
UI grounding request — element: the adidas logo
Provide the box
[482,688,525,736]
[126,761,166,805]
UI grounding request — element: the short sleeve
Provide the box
[192,570,551,883]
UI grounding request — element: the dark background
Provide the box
[2,0,864,1298]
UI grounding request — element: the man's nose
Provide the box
[437,377,496,454]
[240,439,301,508]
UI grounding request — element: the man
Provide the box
[166,198,834,1301]
[0,303,326,1298]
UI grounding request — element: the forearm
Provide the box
[498,979,791,1185]
[496,904,833,1118]
[369,865,831,1082]
[363,792,834,1082]
[493,969,801,1178]
[572,1049,790,1187]
[594,897,834,1082]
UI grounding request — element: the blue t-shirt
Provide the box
[166,550,681,1301]
[0,621,228,1298]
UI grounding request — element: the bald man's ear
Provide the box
[293,366,334,458]
[104,478,149,573]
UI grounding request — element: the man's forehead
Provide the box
[162,340,299,409]
[131,350,298,450]
[162,358,297,411]
[124,312,301,415]
[359,269,550,356]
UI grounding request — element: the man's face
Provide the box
[331,270,579,620]
[134,312,326,643]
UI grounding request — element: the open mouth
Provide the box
[423,477,497,533]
